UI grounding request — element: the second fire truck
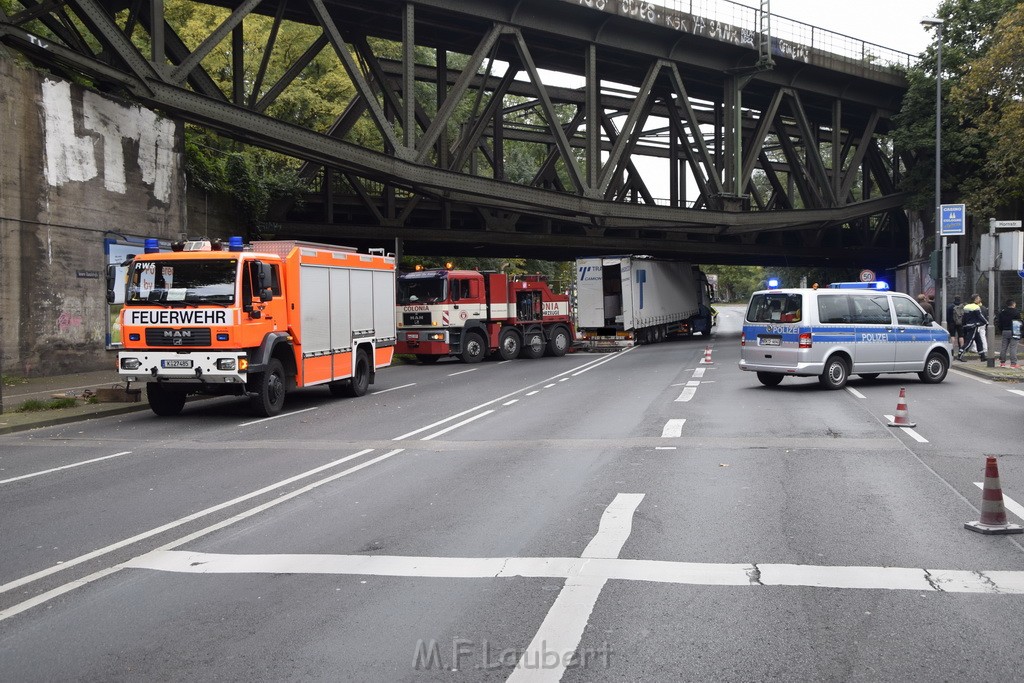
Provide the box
[395,269,573,363]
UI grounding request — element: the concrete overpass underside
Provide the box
[0,0,915,266]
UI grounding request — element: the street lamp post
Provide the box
[922,17,944,324]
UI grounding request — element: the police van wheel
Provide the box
[918,352,949,384]
[250,358,286,416]
[818,356,849,390]
[756,372,783,387]
[147,383,186,416]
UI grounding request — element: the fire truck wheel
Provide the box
[522,333,545,359]
[546,326,571,357]
[497,328,522,361]
[250,358,287,416]
[342,350,371,397]
[146,383,186,416]
[461,332,486,363]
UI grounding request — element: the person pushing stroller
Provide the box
[957,294,989,362]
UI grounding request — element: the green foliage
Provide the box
[702,265,765,301]
[16,397,78,412]
[892,0,1020,217]
[2,374,28,388]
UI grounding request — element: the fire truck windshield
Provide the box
[397,277,446,304]
[126,259,238,305]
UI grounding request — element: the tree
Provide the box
[949,3,1024,216]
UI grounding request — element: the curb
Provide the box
[0,403,151,435]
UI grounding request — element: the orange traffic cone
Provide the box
[703,346,713,364]
[965,456,1024,534]
[887,387,916,428]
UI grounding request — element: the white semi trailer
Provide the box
[574,256,715,349]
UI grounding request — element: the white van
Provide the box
[739,285,954,389]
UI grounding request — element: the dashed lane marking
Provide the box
[883,415,928,443]
[239,406,318,427]
[845,387,866,399]
[661,419,687,438]
[0,451,133,485]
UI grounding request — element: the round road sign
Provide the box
[859,269,875,282]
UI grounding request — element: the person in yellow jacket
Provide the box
[958,294,989,362]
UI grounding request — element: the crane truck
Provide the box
[109,237,396,417]
[395,268,573,363]
[575,256,714,349]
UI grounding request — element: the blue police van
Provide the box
[739,284,954,389]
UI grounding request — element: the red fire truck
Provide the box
[395,269,573,363]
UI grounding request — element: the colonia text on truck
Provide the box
[110,237,396,417]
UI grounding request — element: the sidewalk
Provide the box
[0,369,149,435]
[1,353,1021,435]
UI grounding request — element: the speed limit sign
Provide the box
[859,269,875,282]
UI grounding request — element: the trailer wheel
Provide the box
[250,358,286,416]
[146,383,186,416]
[546,326,571,357]
[461,332,486,363]
[497,328,522,360]
[522,333,545,359]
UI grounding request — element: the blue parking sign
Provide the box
[940,203,966,236]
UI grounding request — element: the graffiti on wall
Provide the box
[41,79,178,204]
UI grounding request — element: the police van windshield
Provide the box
[747,293,803,323]
[126,260,237,305]
[397,277,447,304]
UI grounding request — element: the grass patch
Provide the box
[2,374,28,388]
[16,397,79,412]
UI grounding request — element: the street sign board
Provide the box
[859,269,875,282]
[940,204,966,236]
[992,220,1023,229]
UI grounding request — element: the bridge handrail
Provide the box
[570,0,917,71]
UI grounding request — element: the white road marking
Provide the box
[661,419,687,438]
[973,482,1024,521]
[239,406,318,427]
[693,367,706,378]
[0,448,378,598]
[559,377,570,382]
[509,493,644,682]
[571,346,636,376]
[655,447,677,450]
[675,381,700,402]
[503,400,519,406]
[124,552,1024,595]
[951,369,992,384]
[544,383,556,388]
[883,415,928,443]
[392,356,608,441]
[420,411,494,441]
[526,391,539,396]
[448,368,478,377]
[1008,389,1024,398]
[0,449,406,622]
[845,387,866,399]
[0,451,133,485]
[374,383,416,395]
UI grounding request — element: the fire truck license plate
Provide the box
[161,359,193,369]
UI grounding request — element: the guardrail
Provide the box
[570,0,917,71]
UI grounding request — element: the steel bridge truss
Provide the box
[0,0,911,264]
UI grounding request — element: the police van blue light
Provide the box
[828,281,889,290]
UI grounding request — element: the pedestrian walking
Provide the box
[997,298,1022,368]
[958,294,988,362]
[947,296,964,350]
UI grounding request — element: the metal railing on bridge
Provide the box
[570,0,917,70]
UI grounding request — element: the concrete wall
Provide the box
[0,59,186,377]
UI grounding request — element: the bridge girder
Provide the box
[0,0,914,266]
